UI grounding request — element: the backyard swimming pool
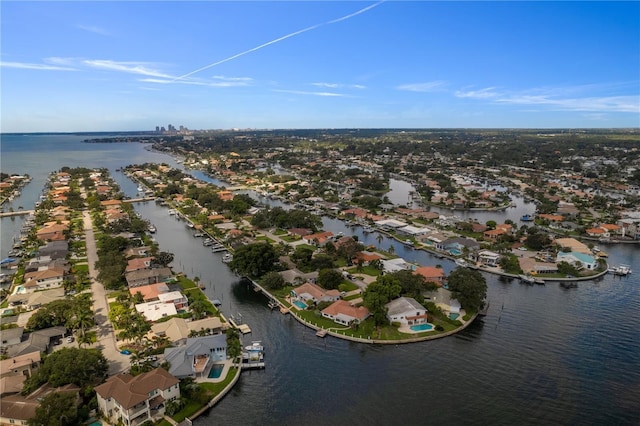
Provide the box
[293,300,308,310]
[208,364,224,379]
[449,313,460,320]
[410,323,434,332]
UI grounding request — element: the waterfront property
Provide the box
[164,335,227,379]
[386,297,429,327]
[95,368,180,426]
[321,300,370,326]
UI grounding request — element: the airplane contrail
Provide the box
[173,1,384,81]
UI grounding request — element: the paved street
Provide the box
[83,210,130,375]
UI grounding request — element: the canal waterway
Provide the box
[1,135,639,424]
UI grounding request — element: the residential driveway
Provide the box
[83,210,130,375]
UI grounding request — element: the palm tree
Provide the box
[376,233,384,246]
[388,245,395,255]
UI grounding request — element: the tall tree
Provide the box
[447,267,487,312]
[228,243,278,278]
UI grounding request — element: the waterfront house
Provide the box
[37,240,69,260]
[553,238,591,254]
[125,267,173,288]
[125,246,151,259]
[380,257,415,274]
[302,231,334,246]
[437,237,480,253]
[321,300,370,326]
[475,250,501,267]
[414,266,445,286]
[149,317,226,346]
[291,282,340,304]
[385,297,428,326]
[556,251,597,271]
[95,368,180,426]
[164,335,227,379]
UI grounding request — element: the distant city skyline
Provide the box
[1,1,639,132]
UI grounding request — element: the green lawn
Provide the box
[279,234,300,243]
[273,228,288,236]
[346,265,381,277]
[171,367,239,422]
[255,235,275,243]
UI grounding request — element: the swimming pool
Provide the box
[449,313,460,320]
[208,364,224,379]
[293,300,308,310]
[410,323,434,332]
[449,249,462,256]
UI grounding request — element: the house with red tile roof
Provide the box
[321,300,370,326]
[95,368,180,426]
[414,266,446,286]
[291,282,340,304]
[302,231,334,246]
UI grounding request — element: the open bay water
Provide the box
[1,134,639,425]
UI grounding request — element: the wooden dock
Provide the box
[316,329,328,338]
[0,210,34,218]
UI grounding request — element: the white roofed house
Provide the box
[385,297,428,327]
[135,301,178,322]
[380,257,415,274]
[474,250,501,267]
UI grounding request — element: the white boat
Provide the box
[245,341,264,352]
[148,224,157,233]
[168,209,176,215]
[455,259,468,268]
[137,185,145,192]
[611,265,632,276]
[222,253,233,263]
[519,274,536,285]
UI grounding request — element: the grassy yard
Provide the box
[346,265,382,277]
[279,234,300,243]
[255,235,275,243]
[171,367,239,423]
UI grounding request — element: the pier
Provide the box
[123,196,156,203]
[0,210,34,218]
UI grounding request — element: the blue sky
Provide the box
[1,1,639,132]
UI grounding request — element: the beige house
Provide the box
[95,368,180,426]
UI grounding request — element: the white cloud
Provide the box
[139,78,248,88]
[0,61,76,71]
[212,75,253,82]
[396,81,447,92]
[455,87,499,99]
[495,94,639,113]
[274,89,347,97]
[83,60,173,79]
[312,82,366,89]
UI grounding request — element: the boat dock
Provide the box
[316,329,328,338]
[0,210,34,218]
[228,317,251,334]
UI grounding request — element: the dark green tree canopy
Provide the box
[22,348,108,395]
[447,267,487,312]
[228,242,278,278]
[317,268,344,290]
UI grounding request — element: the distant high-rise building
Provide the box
[160,126,166,133]
[155,126,160,133]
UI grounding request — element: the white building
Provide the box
[135,300,178,322]
[385,297,428,326]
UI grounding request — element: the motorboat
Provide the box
[611,265,632,276]
[222,253,233,263]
